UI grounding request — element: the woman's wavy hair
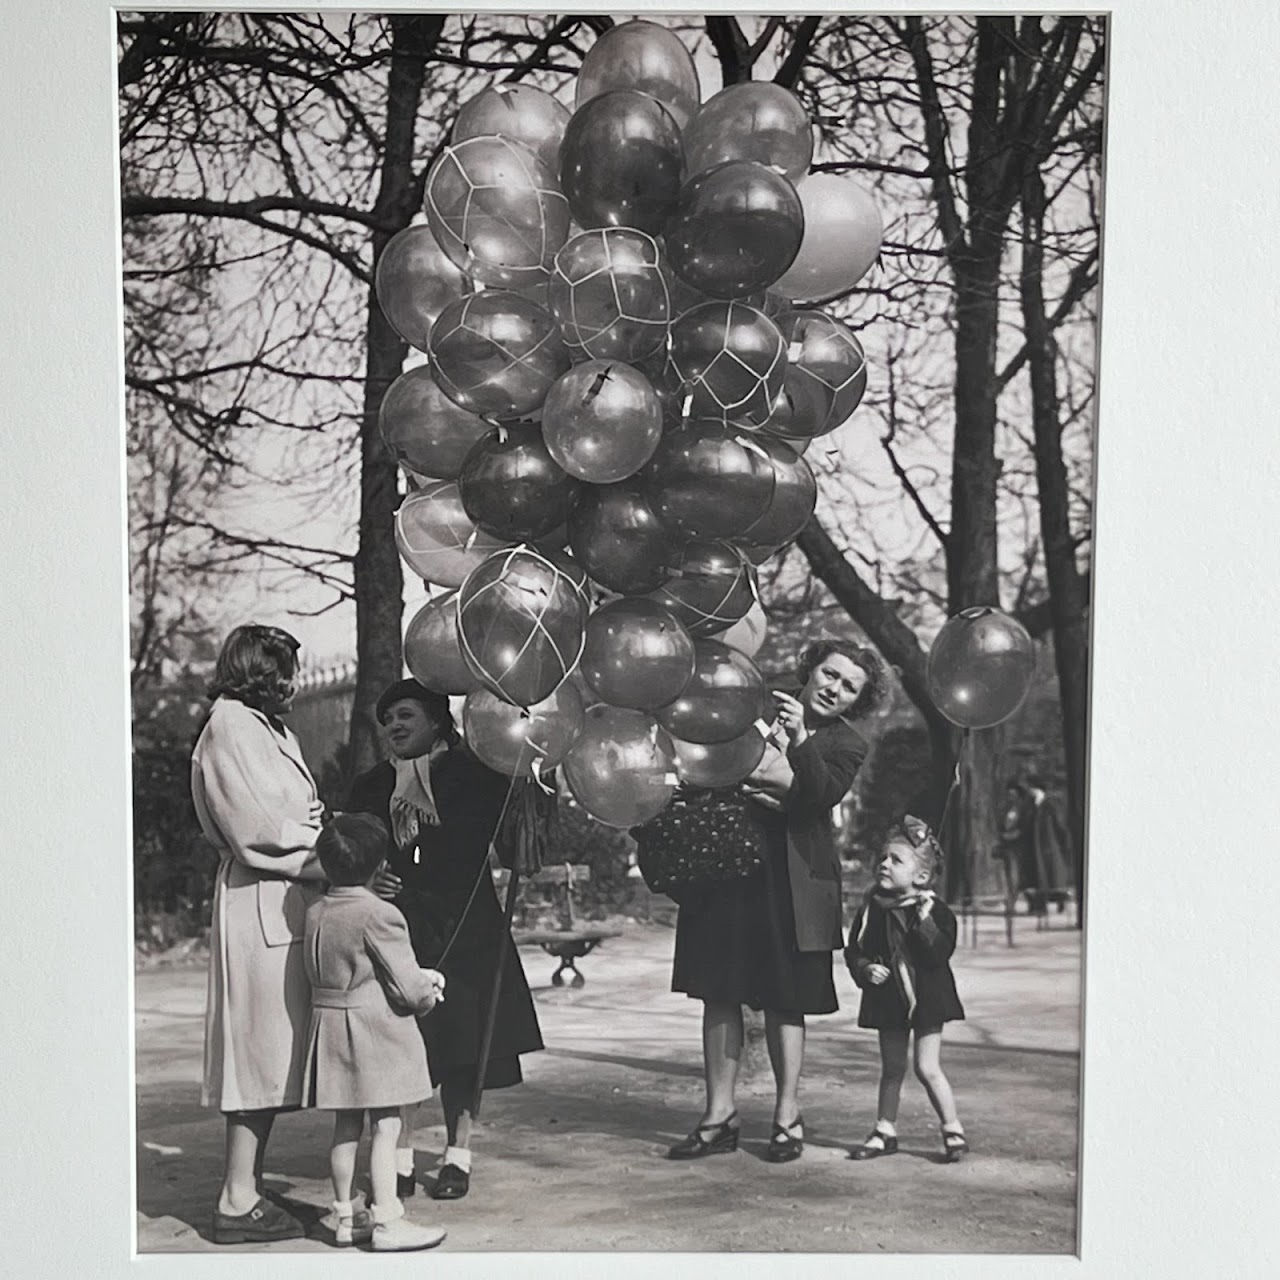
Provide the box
[796,639,889,721]
[375,678,461,748]
[207,624,301,715]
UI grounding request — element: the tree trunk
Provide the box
[348,15,446,776]
[1019,162,1091,926]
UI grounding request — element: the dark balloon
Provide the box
[771,309,868,437]
[452,83,571,176]
[562,704,679,827]
[668,301,787,427]
[926,606,1037,730]
[642,420,776,539]
[403,591,485,695]
[574,18,701,129]
[374,225,473,353]
[579,597,696,711]
[655,638,770,744]
[650,539,757,636]
[457,546,588,707]
[671,727,767,788]
[458,424,582,543]
[567,481,677,594]
[560,89,684,237]
[736,436,817,547]
[665,160,804,300]
[394,482,510,588]
[428,291,570,420]
[379,364,493,481]
[683,81,813,180]
[462,681,585,776]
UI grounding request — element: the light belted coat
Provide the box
[191,696,325,1112]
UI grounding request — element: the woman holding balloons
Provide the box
[345,679,543,1203]
[667,640,886,1164]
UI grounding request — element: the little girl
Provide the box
[302,813,449,1251]
[844,815,968,1162]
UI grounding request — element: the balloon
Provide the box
[668,301,787,427]
[736,436,816,547]
[374,225,473,353]
[424,135,570,289]
[394,482,509,587]
[379,364,493,481]
[574,18,701,129]
[541,359,663,483]
[549,228,672,362]
[665,161,804,299]
[650,539,757,636]
[428,291,570,420]
[540,546,590,599]
[458,424,582,542]
[926,606,1037,730]
[457,546,588,707]
[767,309,868,438]
[655,638,770,744]
[683,81,813,180]
[672,728,767,788]
[720,598,768,658]
[560,89,684,236]
[452,83,571,175]
[403,591,486,695]
[773,173,884,304]
[642,420,776,539]
[579,597,696,712]
[462,681,585,776]
[566,480,676,594]
[562,704,678,827]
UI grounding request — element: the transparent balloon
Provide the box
[424,135,570,289]
[655,638,770,744]
[574,18,701,129]
[650,539,757,637]
[563,704,679,828]
[927,606,1037,730]
[683,81,813,180]
[394,482,509,588]
[768,309,868,438]
[462,681,585,776]
[428,291,570,420]
[672,727,767,788]
[404,591,486,695]
[452,83,571,176]
[579,597,696,712]
[379,364,493,482]
[736,436,816,548]
[374,225,473,353]
[566,480,676,594]
[458,423,582,543]
[773,173,884,304]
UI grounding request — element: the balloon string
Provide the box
[935,728,968,852]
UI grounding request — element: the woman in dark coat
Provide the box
[668,640,885,1164]
[346,679,543,1202]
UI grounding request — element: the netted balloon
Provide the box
[768,309,868,438]
[650,539,758,637]
[549,228,673,363]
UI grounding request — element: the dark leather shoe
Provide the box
[397,1172,417,1199]
[764,1117,804,1164]
[211,1196,306,1244]
[430,1163,470,1200]
[851,1129,899,1160]
[667,1113,740,1160]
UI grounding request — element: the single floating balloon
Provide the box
[655,638,769,744]
[560,89,684,237]
[375,225,473,353]
[651,539,757,637]
[668,301,788,427]
[574,18,701,129]
[424,134,570,289]
[428,291,570,420]
[736,436,816,548]
[683,81,813,181]
[672,727,767,789]
[643,420,776,539]
[462,681,585,776]
[665,161,804,300]
[379,364,493,481]
[394,482,509,588]
[549,228,672,363]
[768,309,868,438]
[579,597,696,712]
[542,359,664,483]
[458,424,582,543]
[452,83,571,175]
[773,173,884,304]
[926,606,1037,730]
[404,591,485,695]
[566,480,676,594]
[457,546,589,707]
[562,704,679,828]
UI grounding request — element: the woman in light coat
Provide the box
[190,624,327,1244]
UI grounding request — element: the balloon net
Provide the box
[670,301,787,424]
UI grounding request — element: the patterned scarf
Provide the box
[389,743,446,857]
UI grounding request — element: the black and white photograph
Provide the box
[7,1,1280,1275]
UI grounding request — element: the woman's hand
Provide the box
[371,866,403,900]
[865,963,891,986]
[772,691,810,747]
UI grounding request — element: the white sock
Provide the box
[442,1144,472,1173]
[942,1121,965,1135]
[874,1120,897,1138]
[395,1148,415,1178]
[331,1198,353,1218]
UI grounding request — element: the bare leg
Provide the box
[875,1030,910,1128]
[220,1111,275,1215]
[763,1010,805,1129]
[701,1001,743,1124]
[329,1110,364,1204]
[368,1108,403,1209]
[913,1029,960,1129]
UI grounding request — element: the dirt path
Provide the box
[135,919,1080,1254]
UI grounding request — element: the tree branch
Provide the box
[773,17,823,90]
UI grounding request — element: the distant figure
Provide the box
[997,775,1071,918]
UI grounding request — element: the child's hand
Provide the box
[865,963,891,986]
[421,968,446,1001]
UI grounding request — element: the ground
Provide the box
[135,912,1080,1255]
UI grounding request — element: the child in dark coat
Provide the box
[844,815,968,1162]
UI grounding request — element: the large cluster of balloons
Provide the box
[374,20,888,827]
